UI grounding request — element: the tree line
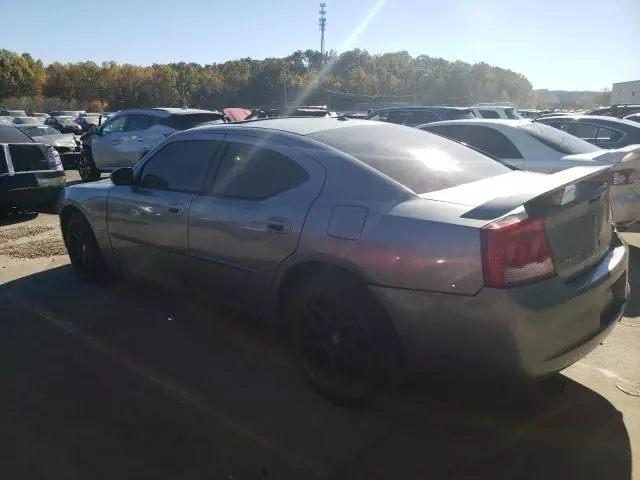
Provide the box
[1,48,540,112]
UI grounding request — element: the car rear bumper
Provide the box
[611,189,640,227]
[0,171,66,206]
[370,234,629,381]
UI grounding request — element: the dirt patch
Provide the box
[0,224,57,243]
[0,237,67,259]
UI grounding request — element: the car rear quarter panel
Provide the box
[291,151,486,295]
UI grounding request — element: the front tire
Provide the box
[62,211,107,281]
[286,271,403,406]
[77,149,100,182]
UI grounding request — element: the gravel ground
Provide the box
[0,221,66,259]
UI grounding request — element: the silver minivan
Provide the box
[77,108,225,182]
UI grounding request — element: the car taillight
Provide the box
[46,147,63,171]
[481,215,555,287]
[608,168,637,185]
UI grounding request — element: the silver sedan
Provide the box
[59,118,629,405]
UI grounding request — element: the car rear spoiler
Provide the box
[460,166,611,220]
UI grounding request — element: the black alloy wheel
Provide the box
[63,211,106,281]
[288,272,403,406]
[77,150,100,182]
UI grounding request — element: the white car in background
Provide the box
[420,119,640,228]
[471,104,522,120]
[78,107,225,182]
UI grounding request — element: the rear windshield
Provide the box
[308,123,511,194]
[0,126,34,143]
[504,108,521,119]
[160,113,225,130]
[519,122,600,155]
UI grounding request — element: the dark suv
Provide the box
[366,106,476,126]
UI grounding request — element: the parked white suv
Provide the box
[77,108,225,182]
[471,104,522,120]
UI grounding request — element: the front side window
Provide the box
[212,142,309,200]
[101,115,127,135]
[126,114,156,132]
[138,140,219,193]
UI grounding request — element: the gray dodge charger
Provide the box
[59,118,629,404]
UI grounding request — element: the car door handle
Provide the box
[267,217,290,234]
[167,202,185,215]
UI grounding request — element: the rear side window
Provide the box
[569,123,599,139]
[309,123,511,194]
[478,109,501,119]
[519,122,600,155]
[0,126,35,143]
[425,124,523,159]
[138,140,220,193]
[212,142,310,200]
[160,113,224,130]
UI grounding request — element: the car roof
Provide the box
[189,117,381,136]
[370,106,473,113]
[421,118,531,128]
[113,107,217,117]
[536,114,640,128]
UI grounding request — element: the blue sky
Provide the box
[1,0,638,91]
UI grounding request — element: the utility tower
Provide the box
[319,3,327,57]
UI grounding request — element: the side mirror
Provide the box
[111,167,134,186]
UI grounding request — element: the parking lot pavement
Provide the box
[0,194,639,479]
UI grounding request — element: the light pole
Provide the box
[319,3,327,58]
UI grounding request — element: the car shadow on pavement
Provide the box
[0,209,39,227]
[0,265,632,480]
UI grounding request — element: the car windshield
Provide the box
[19,125,60,136]
[0,126,34,143]
[519,122,601,155]
[13,117,40,124]
[309,123,511,194]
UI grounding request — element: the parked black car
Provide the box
[366,106,476,126]
[45,115,83,134]
[0,125,65,214]
[535,115,640,149]
[586,104,640,119]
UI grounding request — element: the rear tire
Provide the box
[62,210,107,282]
[286,270,403,406]
[78,149,100,182]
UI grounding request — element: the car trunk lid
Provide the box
[421,166,613,279]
